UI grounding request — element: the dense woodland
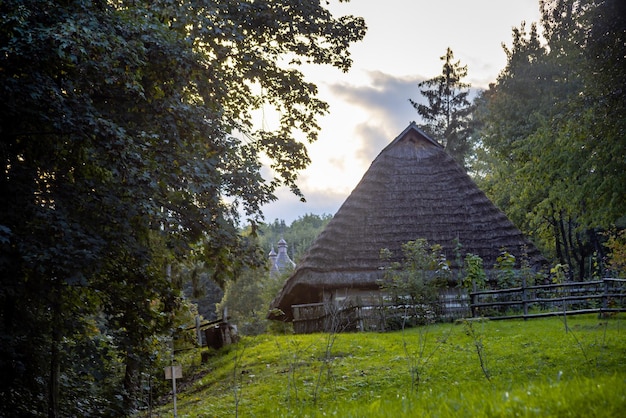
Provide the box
[473,1,626,281]
[413,0,625,281]
[0,1,365,416]
[0,0,624,416]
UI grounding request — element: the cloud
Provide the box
[329,71,425,125]
[327,71,429,163]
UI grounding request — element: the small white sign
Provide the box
[164,365,183,380]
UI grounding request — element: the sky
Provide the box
[257,0,542,224]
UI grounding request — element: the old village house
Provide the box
[269,123,545,332]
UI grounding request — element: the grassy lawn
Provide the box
[148,314,626,417]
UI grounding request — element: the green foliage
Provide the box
[218,214,330,335]
[180,260,224,322]
[256,213,333,262]
[452,238,464,280]
[0,0,365,415]
[460,319,491,381]
[473,0,626,279]
[606,230,626,278]
[410,48,474,167]
[216,268,281,336]
[550,263,569,284]
[378,239,450,327]
[519,246,542,286]
[150,314,626,417]
[494,249,517,288]
[463,253,487,291]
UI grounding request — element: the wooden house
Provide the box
[269,123,545,331]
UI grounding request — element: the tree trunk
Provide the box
[558,214,574,280]
[550,213,565,265]
[48,290,61,418]
[48,341,60,418]
[123,350,141,413]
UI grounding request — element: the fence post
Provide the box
[356,296,364,332]
[522,276,528,320]
[470,292,476,318]
[195,315,202,346]
[601,278,609,318]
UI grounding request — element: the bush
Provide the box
[378,239,450,326]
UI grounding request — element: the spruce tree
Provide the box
[410,48,473,168]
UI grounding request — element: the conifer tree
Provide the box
[410,48,473,168]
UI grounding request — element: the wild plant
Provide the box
[377,240,454,393]
[401,319,453,394]
[494,249,517,288]
[463,253,486,292]
[550,263,572,329]
[453,237,464,282]
[550,263,569,284]
[519,245,542,287]
[312,300,347,404]
[461,319,490,381]
[605,229,626,278]
[378,239,450,328]
[274,331,319,412]
[231,339,248,418]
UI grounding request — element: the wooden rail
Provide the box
[469,278,626,320]
[289,279,626,332]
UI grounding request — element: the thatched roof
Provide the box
[269,123,545,320]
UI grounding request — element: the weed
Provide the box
[460,319,490,381]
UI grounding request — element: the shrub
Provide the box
[378,239,450,327]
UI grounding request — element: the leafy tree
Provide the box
[0,1,365,416]
[410,47,474,167]
[181,260,224,322]
[605,230,626,278]
[493,250,517,288]
[216,266,292,335]
[473,0,626,279]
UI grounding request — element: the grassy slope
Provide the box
[150,314,626,417]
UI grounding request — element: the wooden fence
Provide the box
[289,279,626,333]
[470,278,626,320]
[292,288,470,334]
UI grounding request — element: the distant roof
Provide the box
[269,122,545,320]
[269,238,295,277]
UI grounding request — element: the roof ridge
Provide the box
[383,121,442,151]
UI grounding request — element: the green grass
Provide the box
[147,314,626,417]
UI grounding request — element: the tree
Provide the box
[259,213,333,262]
[606,230,626,278]
[410,48,474,167]
[473,20,560,261]
[473,0,626,279]
[0,1,365,415]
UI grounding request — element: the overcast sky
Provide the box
[256,0,542,224]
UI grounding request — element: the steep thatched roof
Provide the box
[269,123,545,320]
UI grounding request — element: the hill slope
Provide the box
[149,315,626,417]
